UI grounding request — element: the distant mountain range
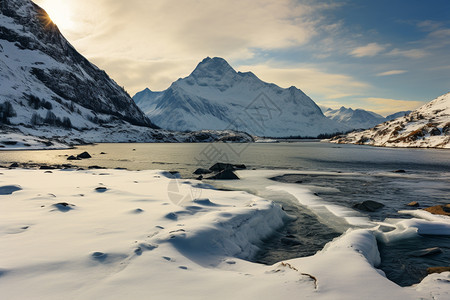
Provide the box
[134,57,347,137]
[0,0,252,145]
[322,107,412,130]
[330,92,450,148]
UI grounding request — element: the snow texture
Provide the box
[0,168,448,299]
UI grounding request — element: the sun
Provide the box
[35,0,74,31]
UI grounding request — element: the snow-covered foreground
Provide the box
[0,169,448,299]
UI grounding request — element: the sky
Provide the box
[33,0,450,116]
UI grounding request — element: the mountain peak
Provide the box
[190,57,236,79]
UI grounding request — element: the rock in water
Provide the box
[77,152,92,159]
[352,200,384,212]
[423,204,450,216]
[206,169,239,180]
[407,201,420,207]
[427,266,450,274]
[193,168,212,175]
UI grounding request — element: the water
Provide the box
[1,142,449,286]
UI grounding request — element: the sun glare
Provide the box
[38,0,74,31]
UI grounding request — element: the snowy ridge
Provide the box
[134,57,347,137]
[324,106,387,130]
[329,92,450,148]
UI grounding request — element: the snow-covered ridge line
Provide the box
[328,92,450,148]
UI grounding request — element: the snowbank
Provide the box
[0,169,448,299]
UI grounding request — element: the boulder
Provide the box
[393,169,406,173]
[77,151,92,159]
[407,201,420,207]
[209,163,246,172]
[427,266,450,274]
[352,200,385,212]
[193,168,212,175]
[39,165,56,170]
[206,169,239,180]
[423,204,450,216]
[67,155,80,160]
[9,162,19,168]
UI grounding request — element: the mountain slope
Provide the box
[329,93,450,148]
[0,0,155,131]
[324,106,386,129]
[134,57,347,137]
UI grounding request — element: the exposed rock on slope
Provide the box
[329,93,450,148]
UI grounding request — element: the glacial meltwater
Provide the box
[1,141,449,286]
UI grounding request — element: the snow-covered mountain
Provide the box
[134,57,347,137]
[0,0,252,145]
[324,107,386,129]
[386,110,412,121]
[329,93,450,148]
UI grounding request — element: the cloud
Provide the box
[387,48,427,59]
[350,43,386,57]
[361,97,424,115]
[41,0,321,61]
[237,63,370,100]
[376,70,407,76]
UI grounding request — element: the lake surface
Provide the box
[1,141,449,286]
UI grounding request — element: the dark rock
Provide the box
[407,201,420,207]
[193,168,212,175]
[352,200,385,212]
[423,204,450,216]
[427,266,450,274]
[209,162,235,172]
[67,155,80,160]
[393,169,406,173]
[295,180,303,184]
[9,162,19,168]
[77,151,91,159]
[409,247,443,257]
[196,175,203,180]
[62,164,73,169]
[88,165,104,169]
[209,162,246,172]
[100,152,107,155]
[39,165,56,170]
[44,171,53,173]
[207,169,239,180]
[1,141,18,145]
[95,187,107,192]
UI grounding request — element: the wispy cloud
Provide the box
[350,43,386,57]
[362,97,424,115]
[376,70,407,76]
[387,48,427,59]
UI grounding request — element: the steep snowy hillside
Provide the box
[329,93,450,148]
[324,106,386,129]
[134,57,347,137]
[0,0,154,129]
